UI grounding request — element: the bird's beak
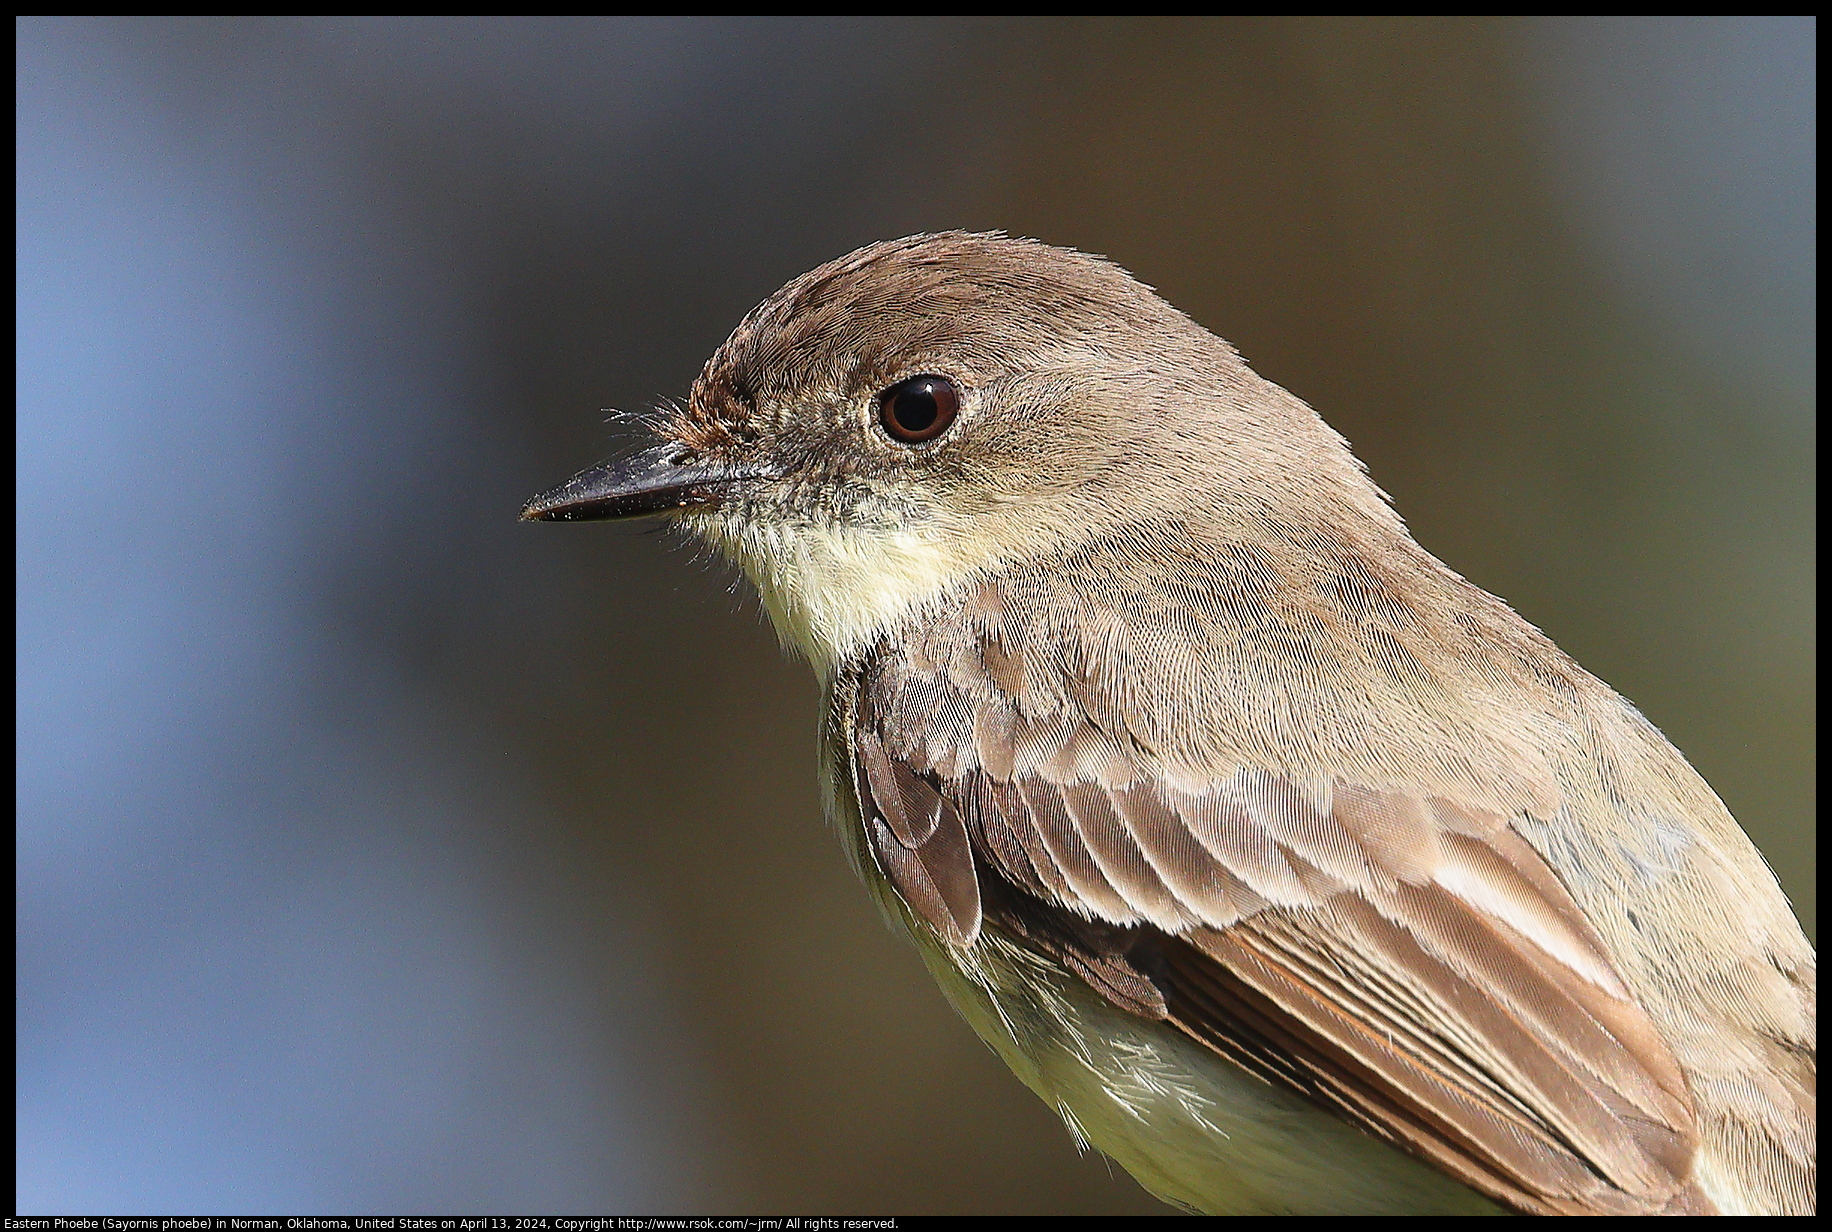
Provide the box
[520,442,762,522]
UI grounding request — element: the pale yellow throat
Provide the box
[694,512,997,675]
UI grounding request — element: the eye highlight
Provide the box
[878,375,960,444]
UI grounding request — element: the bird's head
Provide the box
[524,232,1387,671]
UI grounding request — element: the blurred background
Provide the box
[17,16,1814,1215]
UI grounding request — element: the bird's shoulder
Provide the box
[837,522,1725,1214]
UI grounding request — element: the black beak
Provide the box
[520,442,759,522]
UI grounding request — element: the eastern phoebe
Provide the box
[524,233,1814,1215]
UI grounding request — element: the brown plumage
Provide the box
[845,533,1713,1214]
[525,232,1815,1214]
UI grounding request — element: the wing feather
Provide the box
[1059,779,1195,930]
[851,644,1702,1215]
[1015,773,1139,923]
[1110,779,1258,928]
[856,727,981,945]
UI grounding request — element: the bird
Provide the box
[523,232,1814,1215]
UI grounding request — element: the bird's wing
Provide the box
[850,645,1702,1216]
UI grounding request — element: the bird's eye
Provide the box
[878,375,960,444]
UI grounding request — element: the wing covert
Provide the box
[848,642,1703,1216]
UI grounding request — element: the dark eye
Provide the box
[878,375,960,444]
